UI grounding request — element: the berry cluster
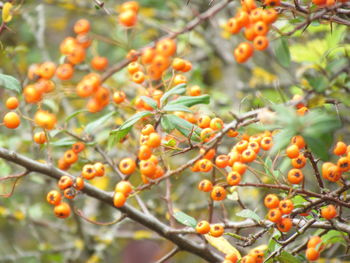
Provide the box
[118,1,139,27]
[264,194,293,232]
[226,0,279,63]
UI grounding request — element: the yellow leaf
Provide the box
[74,239,84,250]
[13,210,25,220]
[134,230,153,240]
[2,2,13,23]
[205,235,241,259]
[90,176,109,191]
[0,206,9,216]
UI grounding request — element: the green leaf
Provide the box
[321,230,346,245]
[173,211,197,227]
[275,38,291,68]
[277,251,302,263]
[110,111,153,142]
[85,111,116,134]
[160,114,176,132]
[270,129,296,155]
[236,209,260,222]
[166,114,201,141]
[50,138,76,147]
[303,135,330,161]
[163,104,192,113]
[140,96,158,109]
[65,109,88,123]
[160,83,187,106]
[168,95,210,107]
[306,75,329,92]
[0,73,22,93]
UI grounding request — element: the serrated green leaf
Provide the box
[85,111,116,134]
[140,96,158,109]
[168,95,210,107]
[236,209,260,222]
[173,211,197,227]
[275,38,291,68]
[0,73,22,93]
[163,104,192,113]
[160,83,187,106]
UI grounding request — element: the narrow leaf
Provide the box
[160,83,187,106]
[0,73,21,93]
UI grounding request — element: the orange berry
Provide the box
[321,204,337,220]
[113,192,126,207]
[291,135,305,149]
[132,71,145,84]
[277,217,292,232]
[267,208,282,223]
[225,253,238,263]
[64,188,77,200]
[261,136,273,150]
[5,97,19,110]
[147,132,161,148]
[200,128,215,142]
[34,131,47,144]
[74,19,90,34]
[286,144,300,158]
[305,247,320,261]
[279,199,294,214]
[226,18,241,34]
[67,45,86,65]
[39,62,56,79]
[113,91,126,104]
[262,8,278,24]
[56,63,74,80]
[291,154,306,169]
[138,145,152,160]
[241,148,257,163]
[287,168,304,184]
[307,236,324,250]
[47,190,62,205]
[253,21,269,36]
[58,175,73,190]
[253,36,269,51]
[91,56,108,71]
[196,220,210,234]
[198,179,213,192]
[198,159,213,173]
[72,142,85,153]
[333,141,347,156]
[234,42,254,63]
[241,255,255,263]
[64,150,78,165]
[23,85,42,103]
[210,117,224,130]
[232,162,247,175]
[141,47,156,64]
[156,38,176,57]
[250,8,263,22]
[141,124,155,135]
[211,186,227,201]
[173,74,187,85]
[236,10,249,27]
[119,10,137,27]
[172,58,186,71]
[58,158,70,171]
[82,164,96,180]
[94,162,105,177]
[264,194,280,209]
[140,160,156,178]
[54,202,71,218]
[74,177,85,190]
[236,140,249,153]
[119,158,136,175]
[115,181,133,197]
[198,115,211,129]
[226,171,242,186]
[337,157,350,172]
[264,0,281,6]
[215,155,229,168]
[210,224,224,237]
[3,112,20,129]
